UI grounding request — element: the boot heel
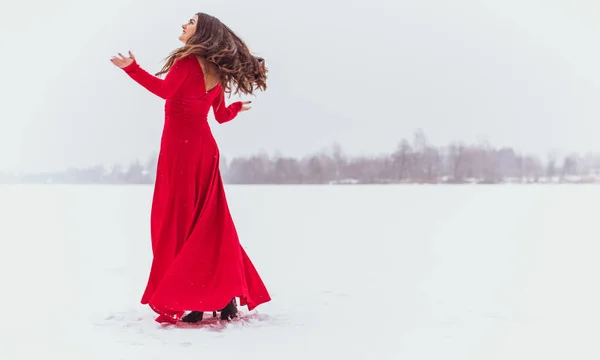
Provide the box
[219,298,238,321]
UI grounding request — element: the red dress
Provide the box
[121,55,271,324]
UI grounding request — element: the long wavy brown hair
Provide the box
[155,13,267,97]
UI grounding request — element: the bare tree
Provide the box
[392,139,413,182]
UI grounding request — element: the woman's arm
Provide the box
[122,56,190,99]
[212,89,243,124]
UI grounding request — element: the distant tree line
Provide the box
[2,130,600,184]
[0,157,158,185]
[222,130,600,184]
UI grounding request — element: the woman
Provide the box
[110,13,271,324]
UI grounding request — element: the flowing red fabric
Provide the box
[121,55,271,324]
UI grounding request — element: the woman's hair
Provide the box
[156,13,267,96]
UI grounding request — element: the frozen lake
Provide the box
[1,184,600,359]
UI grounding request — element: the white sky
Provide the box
[1,0,600,172]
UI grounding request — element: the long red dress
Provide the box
[121,55,271,324]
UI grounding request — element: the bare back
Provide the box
[195,56,220,92]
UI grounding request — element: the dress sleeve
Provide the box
[122,57,190,99]
[212,88,243,124]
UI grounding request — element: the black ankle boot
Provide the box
[181,311,204,323]
[219,298,238,321]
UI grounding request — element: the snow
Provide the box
[1,184,600,359]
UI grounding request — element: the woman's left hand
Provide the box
[111,51,136,68]
[240,101,252,112]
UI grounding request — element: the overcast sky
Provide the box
[1,0,600,172]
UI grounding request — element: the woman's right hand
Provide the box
[111,51,136,68]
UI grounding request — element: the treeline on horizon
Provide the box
[2,130,599,185]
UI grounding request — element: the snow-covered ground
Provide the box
[1,184,600,359]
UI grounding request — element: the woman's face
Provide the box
[179,14,198,43]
